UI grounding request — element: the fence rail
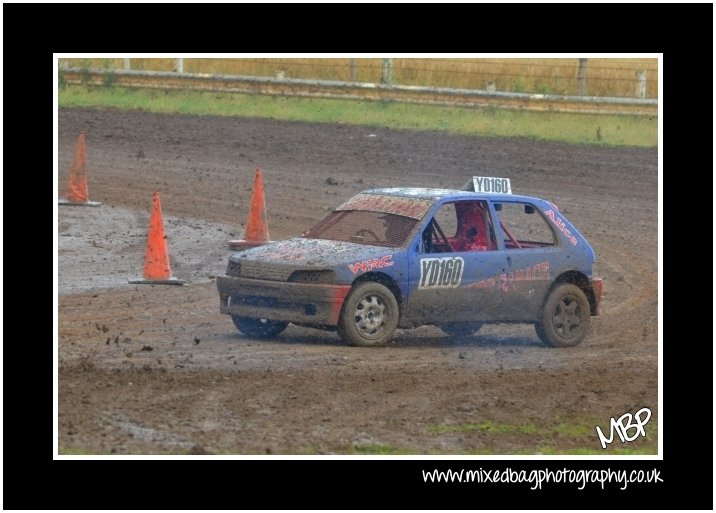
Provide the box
[60,66,658,117]
[60,57,659,97]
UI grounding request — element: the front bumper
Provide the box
[216,275,351,326]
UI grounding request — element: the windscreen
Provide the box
[304,210,420,247]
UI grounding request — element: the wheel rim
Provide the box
[551,294,584,340]
[353,294,388,339]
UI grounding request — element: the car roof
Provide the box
[364,187,544,204]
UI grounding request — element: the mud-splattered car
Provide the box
[217,177,602,347]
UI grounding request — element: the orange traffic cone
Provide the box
[228,168,272,250]
[130,192,184,285]
[59,132,101,206]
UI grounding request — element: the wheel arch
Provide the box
[549,270,598,316]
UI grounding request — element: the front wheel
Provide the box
[232,316,288,339]
[338,282,399,347]
[535,283,590,347]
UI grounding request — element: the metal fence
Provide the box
[59,58,658,116]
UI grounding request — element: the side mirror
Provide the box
[494,203,502,211]
[524,205,535,214]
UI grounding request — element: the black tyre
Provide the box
[535,283,590,347]
[338,282,399,347]
[439,322,482,337]
[232,316,288,339]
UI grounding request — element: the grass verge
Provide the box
[352,443,416,455]
[428,417,658,455]
[59,85,657,147]
[58,446,94,455]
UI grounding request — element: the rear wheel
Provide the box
[439,322,482,337]
[232,316,288,339]
[535,283,590,347]
[338,282,399,347]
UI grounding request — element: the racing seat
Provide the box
[455,203,490,251]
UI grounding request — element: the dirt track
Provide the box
[58,108,658,455]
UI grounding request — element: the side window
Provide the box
[433,203,457,238]
[421,203,457,253]
[494,202,556,249]
[422,200,496,253]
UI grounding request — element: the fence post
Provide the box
[381,58,393,85]
[123,58,131,71]
[349,59,357,82]
[635,70,647,98]
[175,58,184,73]
[577,58,588,96]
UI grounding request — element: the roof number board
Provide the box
[473,176,512,194]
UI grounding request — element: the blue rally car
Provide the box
[217,177,603,347]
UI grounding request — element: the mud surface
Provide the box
[58,108,658,455]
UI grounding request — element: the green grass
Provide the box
[428,420,593,436]
[343,418,658,455]
[60,443,656,456]
[59,85,657,147]
[430,420,539,434]
[352,443,416,455]
[58,446,94,455]
[530,445,656,456]
[429,418,658,456]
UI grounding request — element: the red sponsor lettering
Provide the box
[348,254,394,274]
[544,210,577,245]
[499,273,509,292]
[467,262,550,292]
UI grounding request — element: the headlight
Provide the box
[227,260,241,276]
[288,270,336,284]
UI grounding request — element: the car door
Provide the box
[405,199,509,324]
[490,200,560,321]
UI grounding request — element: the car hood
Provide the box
[229,237,397,268]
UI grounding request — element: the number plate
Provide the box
[472,176,512,194]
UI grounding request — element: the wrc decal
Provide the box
[348,255,394,274]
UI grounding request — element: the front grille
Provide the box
[288,270,336,283]
[239,260,293,281]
